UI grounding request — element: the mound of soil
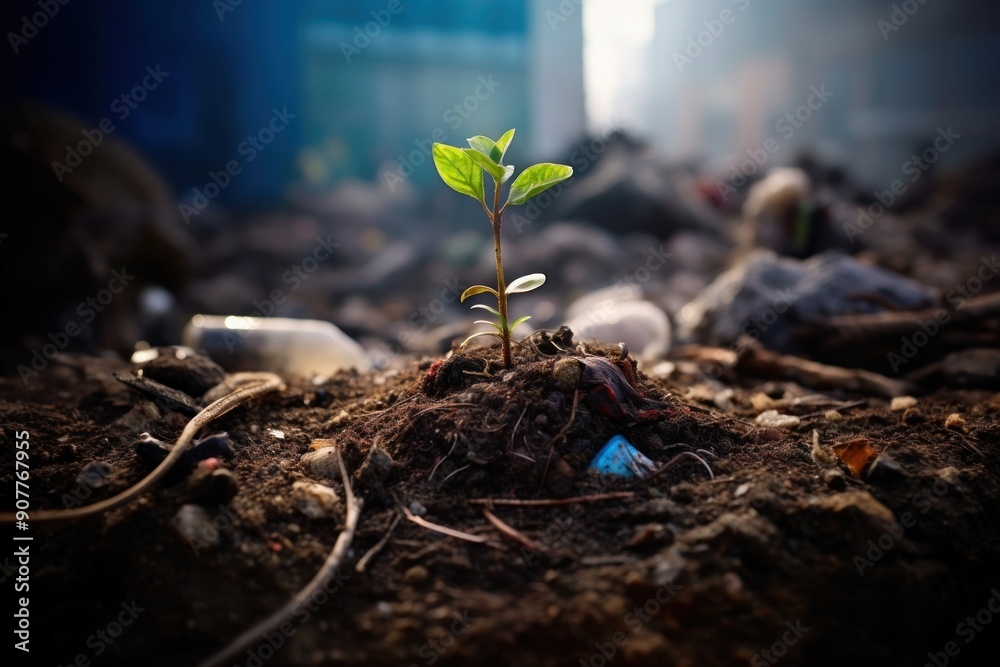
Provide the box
[1,335,999,666]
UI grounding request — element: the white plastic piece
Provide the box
[183,315,372,376]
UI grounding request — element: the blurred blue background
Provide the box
[4,0,998,208]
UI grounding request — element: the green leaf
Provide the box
[463,148,506,183]
[500,164,515,184]
[505,273,546,295]
[466,136,501,163]
[495,129,515,163]
[461,331,502,347]
[508,315,531,333]
[474,319,505,333]
[506,163,573,206]
[470,303,505,324]
[460,284,499,302]
[432,143,484,202]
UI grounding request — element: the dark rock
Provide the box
[866,453,905,482]
[191,433,234,460]
[821,467,847,491]
[114,372,200,415]
[140,348,225,398]
[187,467,240,505]
[675,250,935,354]
[133,431,232,475]
[76,461,114,489]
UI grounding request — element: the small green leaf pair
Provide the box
[432,129,573,368]
[460,273,545,347]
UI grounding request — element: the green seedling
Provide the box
[432,129,573,368]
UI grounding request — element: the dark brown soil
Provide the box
[1,340,999,667]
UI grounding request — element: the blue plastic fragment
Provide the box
[589,435,657,478]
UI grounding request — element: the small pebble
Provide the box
[357,447,394,482]
[755,410,801,428]
[409,500,427,516]
[269,429,286,439]
[821,468,847,490]
[173,504,219,549]
[403,565,429,584]
[76,461,114,489]
[140,349,226,398]
[944,413,967,433]
[291,481,340,519]
[551,358,582,392]
[890,396,918,411]
[734,482,751,497]
[937,466,961,486]
[300,447,340,480]
[824,409,843,422]
[713,388,735,411]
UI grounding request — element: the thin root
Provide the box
[197,445,362,667]
[646,451,715,481]
[0,372,285,524]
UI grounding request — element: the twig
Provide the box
[509,405,528,455]
[356,512,402,573]
[0,372,285,523]
[354,394,419,418]
[468,492,636,507]
[646,451,714,481]
[429,434,460,480]
[441,465,470,483]
[539,390,581,492]
[197,446,363,667]
[400,504,493,545]
[483,508,543,552]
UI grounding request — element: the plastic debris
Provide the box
[589,435,657,478]
[577,356,683,422]
[183,314,371,375]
